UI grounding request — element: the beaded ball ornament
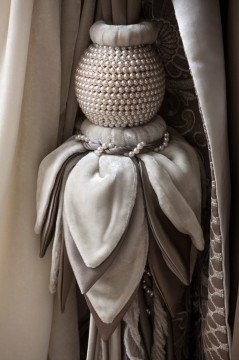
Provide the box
[75,21,165,128]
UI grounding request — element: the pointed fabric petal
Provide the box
[139,159,194,285]
[63,216,126,294]
[138,136,204,251]
[57,239,74,313]
[35,138,86,234]
[49,155,82,289]
[86,184,148,324]
[85,289,138,342]
[64,152,138,268]
[39,153,85,257]
[148,231,187,317]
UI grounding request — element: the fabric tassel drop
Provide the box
[35,20,205,357]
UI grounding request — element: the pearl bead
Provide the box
[129,151,134,158]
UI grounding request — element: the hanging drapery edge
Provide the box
[172,0,231,356]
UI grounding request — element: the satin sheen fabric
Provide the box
[172,0,231,353]
[227,0,239,357]
[0,0,60,359]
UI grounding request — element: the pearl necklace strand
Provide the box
[75,131,170,157]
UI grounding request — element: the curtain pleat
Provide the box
[0,0,75,359]
[227,0,239,356]
[60,0,102,143]
[0,0,34,213]
[57,0,83,145]
[126,0,141,24]
[111,0,127,24]
[101,0,113,24]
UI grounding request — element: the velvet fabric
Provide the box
[64,153,138,268]
[89,20,158,46]
[35,115,203,356]
[81,116,166,147]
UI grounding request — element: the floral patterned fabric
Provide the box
[142,1,230,359]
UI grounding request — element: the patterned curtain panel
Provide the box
[143,1,230,359]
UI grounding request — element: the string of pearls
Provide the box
[75,133,116,156]
[75,134,91,143]
[75,131,170,157]
[142,270,153,298]
[142,267,154,316]
[128,141,145,157]
[153,131,170,152]
[94,142,115,156]
[128,131,170,158]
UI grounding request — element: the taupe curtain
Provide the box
[227,0,239,358]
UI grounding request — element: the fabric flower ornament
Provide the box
[35,20,204,342]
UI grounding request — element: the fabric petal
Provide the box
[35,138,85,234]
[63,216,126,294]
[86,184,148,324]
[49,155,81,288]
[85,290,138,342]
[139,159,194,285]
[39,153,85,257]
[64,152,138,268]
[139,136,204,251]
[148,232,187,317]
[57,240,74,312]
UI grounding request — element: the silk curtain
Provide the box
[0,0,79,359]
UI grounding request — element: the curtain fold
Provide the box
[172,0,231,357]
[57,0,82,145]
[48,284,80,360]
[59,0,102,143]
[227,0,239,357]
[0,0,63,359]
[0,0,34,212]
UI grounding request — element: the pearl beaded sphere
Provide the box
[75,44,165,128]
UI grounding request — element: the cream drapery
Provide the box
[172,0,230,356]
[0,0,105,358]
[0,0,79,359]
